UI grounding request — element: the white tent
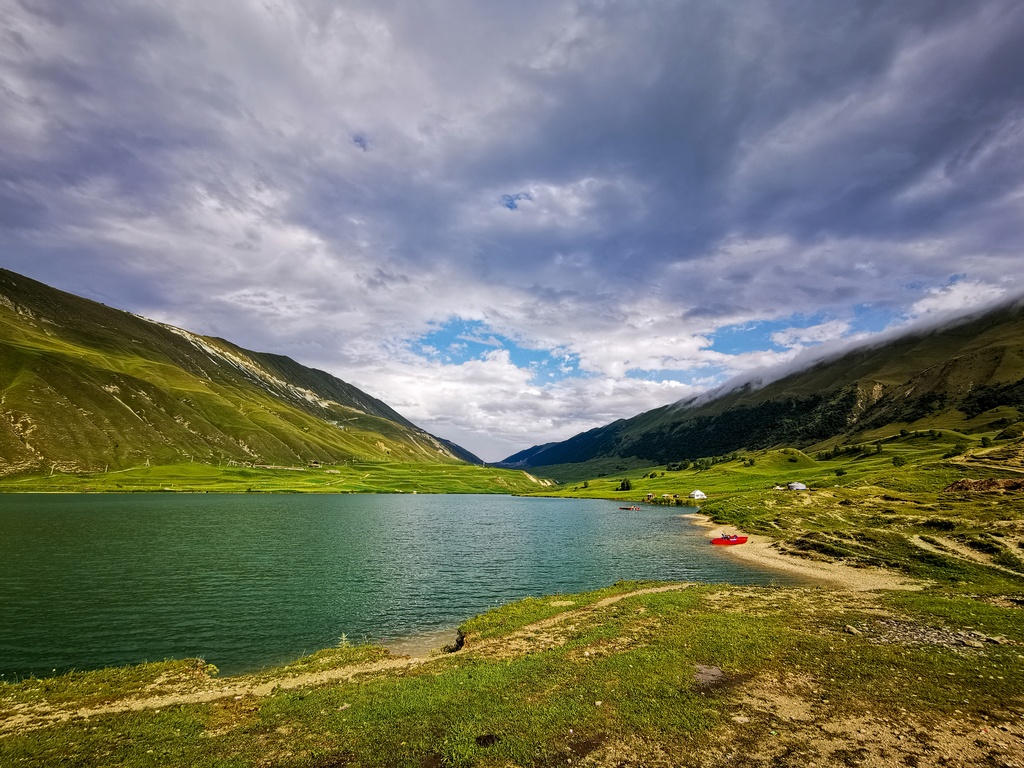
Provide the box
[688,490,707,499]
[787,482,808,491]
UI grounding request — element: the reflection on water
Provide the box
[0,493,793,677]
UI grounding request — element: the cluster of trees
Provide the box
[961,379,1024,418]
[666,453,742,472]
[816,440,883,461]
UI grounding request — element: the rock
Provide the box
[442,630,465,653]
[845,625,862,636]
[732,715,750,724]
[694,664,724,686]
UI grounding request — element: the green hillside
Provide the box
[501,300,1024,474]
[0,269,483,482]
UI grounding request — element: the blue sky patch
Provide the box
[411,317,579,381]
[500,192,533,210]
[626,366,726,386]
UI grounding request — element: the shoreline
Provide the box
[380,626,462,658]
[683,512,921,591]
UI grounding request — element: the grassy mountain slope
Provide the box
[501,300,1024,471]
[0,269,480,477]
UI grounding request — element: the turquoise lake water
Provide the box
[0,494,794,678]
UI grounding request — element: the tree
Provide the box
[943,442,968,458]
[618,478,632,491]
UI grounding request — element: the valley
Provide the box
[2,270,1024,766]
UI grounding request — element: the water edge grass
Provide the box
[2,580,1022,766]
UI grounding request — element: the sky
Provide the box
[2,0,1024,461]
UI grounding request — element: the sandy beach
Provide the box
[684,513,921,591]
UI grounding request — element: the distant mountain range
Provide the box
[0,269,480,476]
[499,300,1024,472]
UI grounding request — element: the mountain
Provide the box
[0,269,480,476]
[499,300,1024,471]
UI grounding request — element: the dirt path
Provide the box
[0,585,688,737]
[910,534,1023,576]
[0,656,423,736]
[464,583,691,660]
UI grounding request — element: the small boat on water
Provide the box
[619,505,641,511]
[711,534,748,546]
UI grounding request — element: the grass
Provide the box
[1,270,489,476]
[3,582,1022,766]
[0,460,549,495]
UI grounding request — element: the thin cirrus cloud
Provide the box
[1,0,1023,460]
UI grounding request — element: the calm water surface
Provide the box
[0,494,794,677]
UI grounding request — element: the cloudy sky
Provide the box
[2,0,1024,460]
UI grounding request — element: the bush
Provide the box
[942,442,968,458]
[891,455,907,468]
[921,518,956,532]
[618,478,632,491]
[835,468,847,476]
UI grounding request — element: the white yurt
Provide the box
[688,489,707,500]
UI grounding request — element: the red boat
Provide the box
[711,535,748,546]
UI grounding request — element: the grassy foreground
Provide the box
[2,580,1022,767]
[0,461,550,495]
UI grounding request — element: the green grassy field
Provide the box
[530,430,1024,593]
[0,460,550,495]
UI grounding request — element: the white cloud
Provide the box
[3,0,1024,461]
[770,320,852,349]
[908,280,1006,319]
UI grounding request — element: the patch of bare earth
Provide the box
[568,665,1024,768]
[701,674,1024,768]
[686,514,920,591]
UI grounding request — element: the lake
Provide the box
[0,494,794,678]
